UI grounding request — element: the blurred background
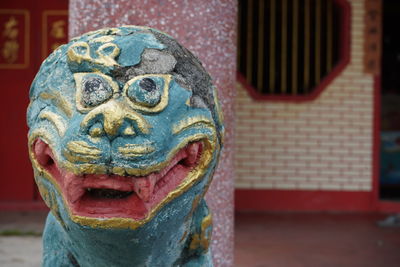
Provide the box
[1,0,400,266]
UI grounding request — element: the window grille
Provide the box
[238,0,345,96]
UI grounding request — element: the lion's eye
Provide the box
[126,76,163,107]
[81,75,113,107]
[139,78,157,92]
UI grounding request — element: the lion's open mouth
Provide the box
[86,188,134,199]
[33,139,203,220]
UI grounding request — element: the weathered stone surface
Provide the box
[27,26,224,266]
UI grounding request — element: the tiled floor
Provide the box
[235,212,400,267]
[1,211,400,266]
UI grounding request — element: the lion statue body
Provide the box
[27,26,223,267]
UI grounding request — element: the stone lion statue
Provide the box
[27,26,224,267]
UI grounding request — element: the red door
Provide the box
[0,0,67,207]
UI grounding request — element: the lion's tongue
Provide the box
[132,174,157,202]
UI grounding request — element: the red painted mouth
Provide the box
[33,139,203,220]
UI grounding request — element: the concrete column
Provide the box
[69,1,236,266]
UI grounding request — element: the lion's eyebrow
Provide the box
[39,90,73,118]
[39,111,67,137]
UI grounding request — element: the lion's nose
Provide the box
[80,100,150,138]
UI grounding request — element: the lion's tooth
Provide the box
[133,175,156,202]
[184,142,199,166]
[69,186,85,204]
[65,172,85,204]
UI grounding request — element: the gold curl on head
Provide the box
[172,115,215,135]
[123,74,171,114]
[96,43,120,66]
[67,42,91,64]
[39,91,73,118]
[67,41,120,67]
[38,111,67,137]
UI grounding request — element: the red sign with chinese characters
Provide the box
[0,9,29,69]
[42,10,68,60]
